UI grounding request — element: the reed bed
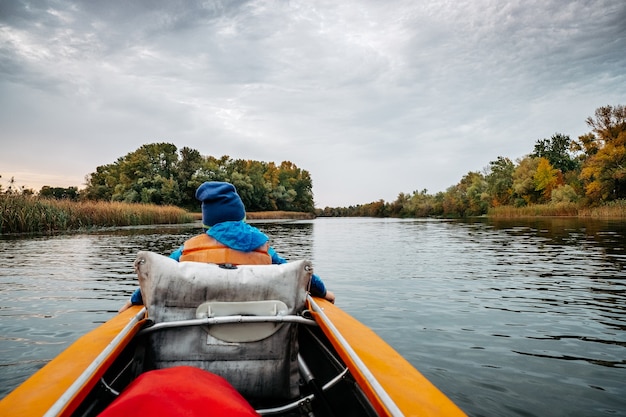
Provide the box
[186,211,315,222]
[246,211,315,220]
[577,200,626,218]
[0,195,194,234]
[488,203,579,218]
[489,200,626,219]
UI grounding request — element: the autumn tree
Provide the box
[388,192,410,217]
[358,199,388,217]
[534,157,563,201]
[586,104,626,144]
[578,105,626,201]
[441,172,488,217]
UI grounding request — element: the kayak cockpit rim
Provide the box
[255,365,350,415]
[41,297,404,417]
[43,307,147,417]
[307,295,405,417]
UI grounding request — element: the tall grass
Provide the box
[179,211,315,222]
[489,200,626,219]
[0,195,194,234]
[488,202,579,218]
[578,200,626,218]
[246,211,315,220]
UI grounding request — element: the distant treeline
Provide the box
[1,144,315,213]
[318,104,626,218]
[2,104,624,219]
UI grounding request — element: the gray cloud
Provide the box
[1,0,625,206]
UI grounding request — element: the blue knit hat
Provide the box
[196,182,246,228]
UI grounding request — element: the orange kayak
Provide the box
[0,253,467,417]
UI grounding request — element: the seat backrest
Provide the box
[134,251,312,401]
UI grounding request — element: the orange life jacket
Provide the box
[179,234,271,265]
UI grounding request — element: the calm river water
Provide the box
[1,217,625,416]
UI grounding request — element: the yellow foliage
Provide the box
[534,158,561,200]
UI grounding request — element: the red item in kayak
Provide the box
[98,366,259,417]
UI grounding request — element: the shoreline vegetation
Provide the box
[488,200,626,218]
[3,104,625,225]
[246,211,316,220]
[1,195,194,234]
[188,211,316,222]
[0,195,318,235]
[1,195,623,235]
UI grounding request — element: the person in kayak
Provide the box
[119,181,335,312]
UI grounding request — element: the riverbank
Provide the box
[488,200,626,219]
[247,211,316,220]
[3,194,623,235]
[0,195,193,234]
[185,210,315,220]
[189,211,316,221]
[0,194,317,234]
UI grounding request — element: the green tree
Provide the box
[189,155,230,191]
[274,161,314,212]
[83,143,315,212]
[39,186,79,200]
[83,164,117,201]
[551,184,579,203]
[512,156,540,205]
[532,133,579,173]
[175,147,204,208]
[226,159,273,211]
[244,160,273,211]
[113,143,180,204]
[84,143,181,204]
[485,157,515,206]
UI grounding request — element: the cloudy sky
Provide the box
[1,0,624,207]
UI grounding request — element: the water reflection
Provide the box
[482,217,626,269]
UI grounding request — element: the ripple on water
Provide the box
[1,219,626,416]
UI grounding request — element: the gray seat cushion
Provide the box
[134,251,312,400]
